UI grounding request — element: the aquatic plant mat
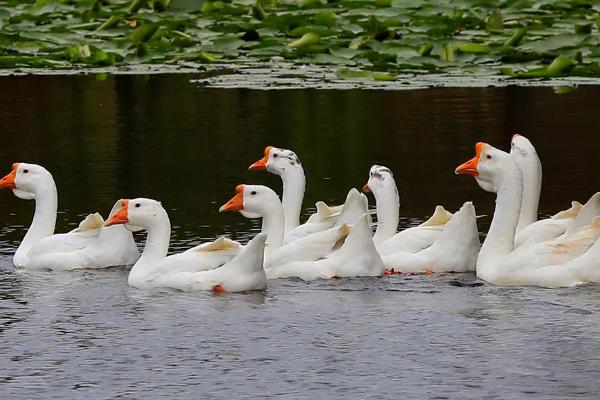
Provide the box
[1,0,600,85]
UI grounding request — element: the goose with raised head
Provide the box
[105,198,265,292]
[510,134,583,247]
[219,184,351,270]
[0,163,139,270]
[249,146,305,233]
[249,146,347,241]
[362,164,453,255]
[265,214,385,281]
[456,142,600,287]
[380,202,480,273]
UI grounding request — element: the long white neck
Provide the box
[134,209,171,267]
[280,166,305,233]
[372,185,400,245]
[478,163,523,274]
[14,178,58,267]
[514,153,542,231]
[259,202,285,258]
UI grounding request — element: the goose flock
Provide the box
[1,135,599,292]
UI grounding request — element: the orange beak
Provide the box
[249,146,272,171]
[219,185,244,212]
[362,183,371,193]
[455,142,485,177]
[0,163,19,190]
[105,199,129,226]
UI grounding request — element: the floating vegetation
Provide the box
[0,0,599,80]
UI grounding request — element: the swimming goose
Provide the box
[510,134,582,247]
[105,198,265,292]
[249,146,349,241]
[362,164,453,255]
[380,202,480,273]
[219,184,351,270]
[456,142,600,287]
[283,187,369,244]
[0,162,139,270]
[264,214,385,281]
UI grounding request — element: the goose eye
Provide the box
[486,155,492,159]
[23,169,29,174]
[273,154,278,158]
[250,191,257,195]
[135,203,141,208]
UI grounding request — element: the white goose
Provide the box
[249,146,346,242]
[219,184,352,270]
[380,202,480,273]
[0,163,139,270]
[510,134,583,247]
[456,142,600,287]
[105,198,266,292]
[362,164,453,255]
[265,214,385,281]
[282,187,369,244]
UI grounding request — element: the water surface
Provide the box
[0,75,599,399]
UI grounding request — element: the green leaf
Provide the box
[486,9,503,31]
[129,23,159,43]
[97,15,121,31]
[250,2,266,21]
[128,0,148,15]
[456,42,490,54]
[336,67,396,81]
[289,32,320,49]
[522,34,583,53]
[197,51,217,62]
[504,28,526,47]
[169,0,203,10]
[501,55,576,78]
[418,43,433,56]
[65,44,91,61]
[546,55,576,75]
[313,12,337,27]
[440,42,455,62]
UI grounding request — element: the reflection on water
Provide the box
[0,75,599,399]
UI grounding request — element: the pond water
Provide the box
[0,75,599,399]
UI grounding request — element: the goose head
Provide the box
[362,164,397,195]
[455,142,516,193]
[510,134,542,175]
[105,198,163,231]
[510,134,537,159]
[0,162,52,200]
[219,184,280,218]
[249,146,302,176]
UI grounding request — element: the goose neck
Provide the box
[372,185,400,245]
[280,166,305,232]
[137,211,171,265]
[515,155,542,231]
[260,202,285,257]
[15,178,58,266]
[479,165,523,267]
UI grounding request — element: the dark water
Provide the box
[0,75,599,399]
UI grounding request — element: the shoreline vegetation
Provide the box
[0,0,599,82]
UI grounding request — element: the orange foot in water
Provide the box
[212,284,225,294]
[384,268,434,276]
